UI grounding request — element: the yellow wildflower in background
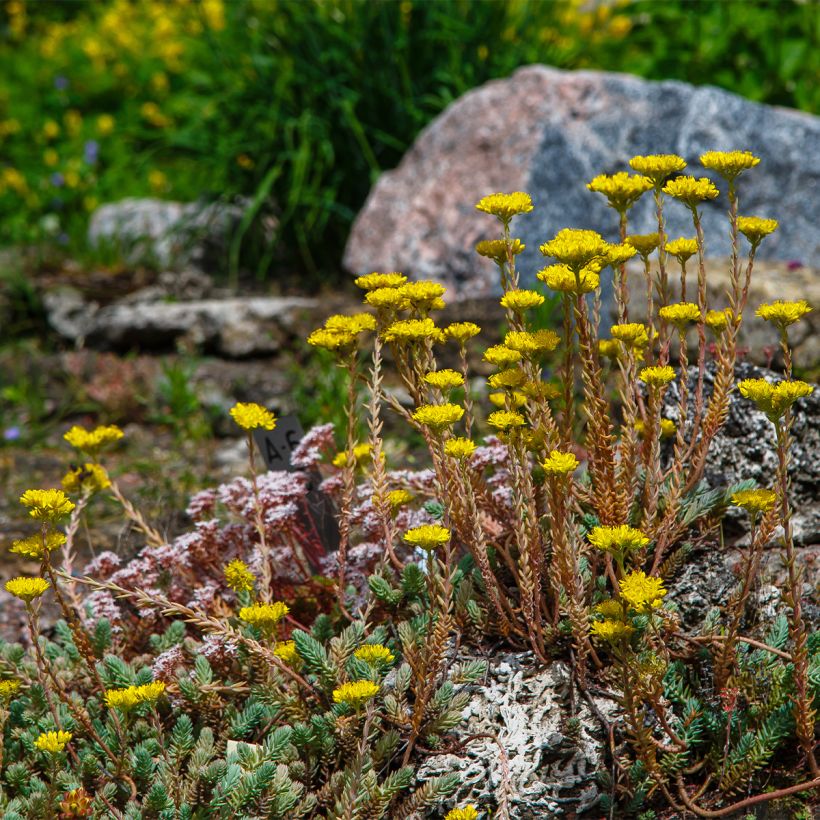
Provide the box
[731,489,777,516]
[444,807,479,820]
[591,619,635,642]
[639,366,676,388]
[239,601,290,630]
[705,309,732,334]
[444,322,481,344]
[307,328,357,351]
[489,391,527,408]
[737,217,778,246]
[595,599,626,620]
[0,680,19,700]
[365,287,408,310]
[537,263,600,294]
[588,525,649,555]
[325,314,377,334]
[61,463,110,494]
[542,450,579,475]
[403,524,451,551]
[332,680,380,708]
[487,410,526,431]
[499,289,545,312]
[411,403,464,431]
[483,345,522,368]
[64,424,124,455]
[659,302,701,328]
[510,329,560,355]
[610,323,649,349]
[332,443,374,468]
[475,191,533,222]
[382,318,441,343]
[229,402,276,431]
[476,238,525,263]
[625,233,660,258]
[606,243,637,267]
[354,644,395,666]
[662,176,720,208]
[665,237,698,263]
[539,228,610,270]
[34,730,72,754]
[619,570,667,613]
[20,489,75,522]
[5,577,50,602]
[385,489,414,509]
[586,171,652,213]
[96,114,115,136]
[737,378,813,420]
[104,681,165,711]
[10,532,66,560]
[224,559,255,593]
[444,438,476,460]
[273,640,300,665]
[598,339,620,360]
[399,281,446,310]
[488,368,526,390]
[755,300,811,330]
[699,150,760,181]
[424,370,465,390]
[659,419,677,439]
[355,272,407,290]
[628,154,687,185]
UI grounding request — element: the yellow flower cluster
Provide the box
[539,228,610,270]
[20,488,75,522]
[737,217,778,246]
[610,323,649,349]
[483,345,522,368]
[412,403,464,430]
[104,681,166,711]
[490,391,526,408]
[737,378,813,421]
[308,313,376,351]
[505,330,560,356]
[424,370,465,390]
[586,171,653,213]
[382,317,441,344]
[365,287,408,310]
[445,437,477,460]
[598,340,620,360]
[487,410,526,431]
[444,322,481,344]
[542,450,579,475]
[386,489,414,509]
[332,679,380,707]
[591,619,635,642]
[403,524,451,551]
[239,601,290,630]
[354,272,407,290]
[619,570,667,613]
[400,281,446,310]
[699,150,760,180]
[628,154,687,185]
[0,679,20,700]
[731,488,777,516]
[625,233,659,258]
[5,577,50,602]
[662,176,720,208]
[10,532,66,560]
[705,309,733,334]
[476,238,525,263]
[354,644,395,666]
[34,730,72,754]
[588,525,649,555]
[659,302,701,328]
[665,237,698,263]
[63,424,124,454]
[639,366,676,388]
[61,463,111,494]
[444,807,479,820]
[538,263,600,295]
[274,640,300,665]
[635,419,676,439]
[499,289,545,312]
[475,191,533,222]
[224,559,255,593]
[606,243,637,267]
[332,443,374,468]
[755,300,811,330]
[229,402,276,431]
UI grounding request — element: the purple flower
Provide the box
[787,260,803,271]
[50,172,64,187]
[54,76,69,90]
[3,426,21,441]
[83,140,99,165]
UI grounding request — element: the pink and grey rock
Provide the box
[344,66,819,296]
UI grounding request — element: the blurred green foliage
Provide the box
[0,0,816,286]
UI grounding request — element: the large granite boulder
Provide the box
[345,66,819,295]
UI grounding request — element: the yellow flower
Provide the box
[399,281,446,310]
[325,313,377,334]
[483,345,522,368]
[542,450,579,475]
[96,114,115,136]
[382,318,441,344]
[140,101,171,128]
[20,489,75,523]
[385,489,414,509]
[332,680,380,707]
[499,289,544,312]
[61,463,110,494]
[662,176,720,208]
[274,640,300,665]
[229,402,276,431]
[403,524,450,551]
[737,217,778,247]
[489,391,526,408]
[737,378,813,420]
[628,154,687,185]
[43,149,59,168]
[659,302,701,329]
[104,682,165,711]
[699,150,760,181]
[591,619,635,642]
[412,404,464,431]
[332,443,375,468]
[505,330,560,356]
[588,525,649,555]
[64,424,124,455]
[10,532,66,560]
[639,366,676,388]
[443,322,482,344]
[705,308,733,334]
[444,807,479,820]
[355,272,407,290]
[598,339,620,360]
[665,237,698,263]
[5,577,50,602]
[659,418,677,439]
[476,238,525,263]
[520,380,560,401]
[610,323,649,349]
[587,171,653,213]
[755,300,811,331]
[424,370,464,390]
[224,559,255,593]
[365,287,408,310]
[594,599,626,620]
[34,730,72,754]
[731,489,777,516]
[625,233,660,258]
[539,228,610,270]
[354,644,395,666]
[475,191,533,222]
[239,601,290,630]
[606,243,637,267]
[619,570,667,613]
[307,328,357,351]
[43,120,61,140]
[0,679,20,700]
[487,368,526,390]
[444,437,476,460]
[537,263,600,295]
[487,410,526,431]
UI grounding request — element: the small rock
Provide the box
[42,285,99,341]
